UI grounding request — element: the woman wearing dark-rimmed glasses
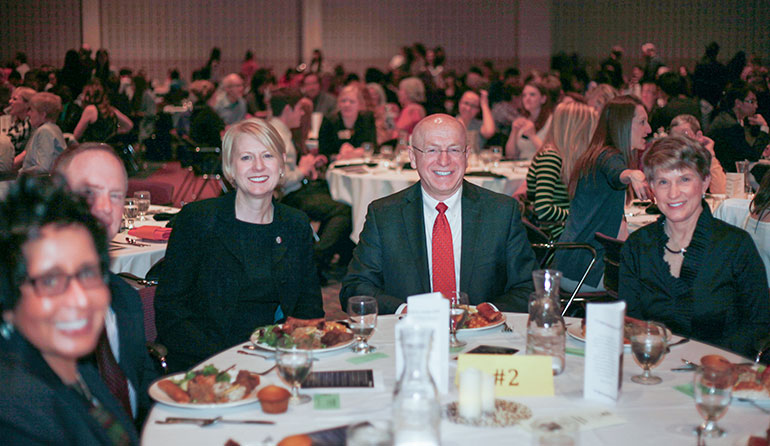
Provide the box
[0,176,138,445]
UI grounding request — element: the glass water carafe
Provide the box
[392,325,440,446]
[526,269,567,375]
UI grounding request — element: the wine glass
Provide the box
[448,291,469,348]
[490,145,503,168]
[133,191,151,221]
[123,198,138,230]
[348,296,378,354]
[275,338,313,405]
[629,321,667,385]
[362,142,375,163]
[693,365,733,438]
[479,149,493,171]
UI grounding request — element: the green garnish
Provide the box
[200,364,219,376]
[216,372,231,383]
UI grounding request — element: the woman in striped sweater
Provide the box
[525,101,598,238]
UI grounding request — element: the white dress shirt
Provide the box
[422,186,463,293]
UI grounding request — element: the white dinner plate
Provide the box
[395,303,505,332]
[148,371,262,409]
[249,325,356,353]
[567,323,678,350]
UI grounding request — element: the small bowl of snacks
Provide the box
[258,385,291,414]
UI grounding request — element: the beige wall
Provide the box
[0,0,81,69]
[1,1,765,85]
[551,0,769,73]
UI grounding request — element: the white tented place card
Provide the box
[395,292,449,394]
[725,172,745,198]
[583,301,626,404]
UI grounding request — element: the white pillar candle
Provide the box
[458,368,482,419]
[480,371,496,413]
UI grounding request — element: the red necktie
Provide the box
[432,202,456,298]
[95,329,133,418]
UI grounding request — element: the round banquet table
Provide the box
[326,160,529,243]
[109,205,178,277]
[141,314,768,445]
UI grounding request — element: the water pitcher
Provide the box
[526,269,566,375]
[392,325,440,446]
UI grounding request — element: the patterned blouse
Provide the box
[525,147,570,238]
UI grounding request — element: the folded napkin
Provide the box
[128,225,172,241]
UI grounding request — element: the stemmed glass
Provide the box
[348,296,378,354]
[479,148,493,171]
[448,291,469,348]
[123,198,138,230]
[490,145,503,168]
[630,321,668,384]
[362,142,375,163]
[693,365,733,438]
[134,191,151,221]
[275,338,313,405]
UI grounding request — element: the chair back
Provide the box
[138,285,157,343]
[127,179,175,205]
[594,232,624,298]
[522,217,551,267]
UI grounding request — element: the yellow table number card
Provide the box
[456,354,554,397]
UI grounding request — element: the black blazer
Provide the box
[155,192,324,372]
[341,181,536,314]
[108,274,158,425]
[318,111,377,158]
[620,204,769,358]
[0,331,139,445]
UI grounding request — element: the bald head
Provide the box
[223,73,245,101]
[409,114,469,201]
[411,114,466,148]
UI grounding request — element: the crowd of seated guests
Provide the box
[0,39,769,390]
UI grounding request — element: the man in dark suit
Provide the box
[55,143,158,425]
[341,114,536,314]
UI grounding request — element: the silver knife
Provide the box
[157,417,274,425]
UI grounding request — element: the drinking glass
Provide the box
[379,145,394,168]
[448,291,469,348]
[490,145,503,167]
[479,148,494,171]
[123,198,138,230]
[134,191,151,220]
[348,296,378,354]
[362,142,375,163]
[275,338,313,405]
[630,321,667,384]
[693,365,732,438]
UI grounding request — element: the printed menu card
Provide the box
[395,292,449,394]
[583,301,626,404]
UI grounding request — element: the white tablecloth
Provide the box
[109,206,178,277]
[142,314,767,445]
[327,160,528,243]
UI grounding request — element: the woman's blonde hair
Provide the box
[221,118,285,186]
[542,101,598,186]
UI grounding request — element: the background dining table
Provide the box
[109,205,178,278]
[141,313,769,446]
[326,159,529,243]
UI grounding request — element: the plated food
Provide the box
[396,302,505,331]
[149,364,263,409]
[461,303,504,330]
[733,363,770,401]
[250,317,355,351]
[568,317,674,347]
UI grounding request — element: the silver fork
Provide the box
[502,321,513,333]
